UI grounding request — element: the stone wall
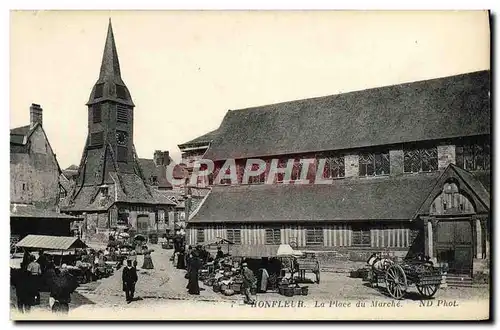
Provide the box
[10,127,60,208]
[438,145,456,170]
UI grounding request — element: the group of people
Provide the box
[12,250,78,314]
[174,243,256,304]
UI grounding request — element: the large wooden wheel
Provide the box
[416,284,439,299]
[315,270,321,284]
[385,264,407,300]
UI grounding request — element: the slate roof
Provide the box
[11,204,79,219]
[87,20,134,107]
[204,70,491,161]
[16,235,87,250]
[189,173,441,223]
[139,158,188,189]
[178,129,219,148]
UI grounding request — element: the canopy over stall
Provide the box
[229,244,302,258]
[16,235,88,251]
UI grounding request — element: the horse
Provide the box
[366,252,394,287]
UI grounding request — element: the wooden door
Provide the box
[435,220,473,276]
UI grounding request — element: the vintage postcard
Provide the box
[9,10,490,321]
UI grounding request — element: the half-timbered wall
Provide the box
[187,222,412,249]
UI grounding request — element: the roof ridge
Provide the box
[228,70,490,114]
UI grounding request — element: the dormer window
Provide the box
[100,185,109,196]
[94,83,104,99]
[116,85,127,99]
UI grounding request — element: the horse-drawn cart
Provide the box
[365,253,442,300]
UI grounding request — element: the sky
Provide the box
[10,10,490,169]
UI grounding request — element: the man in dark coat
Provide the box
[187,251,201,295]
[12,267,34,313]
[215,246,224,260]
[37,250,48,274]
[122,259,138,303]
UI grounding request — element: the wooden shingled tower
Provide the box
[67,19,155,211]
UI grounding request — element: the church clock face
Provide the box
[116,131,128,145]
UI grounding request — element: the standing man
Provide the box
[241,262,256,305]
[122,259,138,303]
[27,255,42,305]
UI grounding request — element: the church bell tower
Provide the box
[83,19,137,185]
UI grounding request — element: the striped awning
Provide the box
[16,235,88,250]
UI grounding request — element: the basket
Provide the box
[213,284,221,293]
[279,286,294,297]
[301,286,309,296]
[293,287,302,295]
[220,284,229,291]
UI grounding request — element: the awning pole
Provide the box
[60,250,63,266]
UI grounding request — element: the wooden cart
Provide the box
[295,254,321,284]
[366,255,442,300]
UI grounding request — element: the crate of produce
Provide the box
[230,283,242,293]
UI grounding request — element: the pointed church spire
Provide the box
[87,19,134,106]
[99,19,121,79]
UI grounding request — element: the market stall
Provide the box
[205,244,311,297]
[14,235,90,285]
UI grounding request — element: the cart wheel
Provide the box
[385,264,407,300]
[416,284,439,298]
[315,271,321,284]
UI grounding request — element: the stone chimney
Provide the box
[153,150,170,166]
[30,103,43,128]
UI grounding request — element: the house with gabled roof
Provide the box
[10,103,81,240]
[184,70,491,281]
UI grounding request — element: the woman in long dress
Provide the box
[141,251,154,269]
[176,248,186,270]
[187,251,201,295]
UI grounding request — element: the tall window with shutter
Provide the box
[306,227,324,246]
[93,104,102,123]
[265,228,281,245]
[196,229,205,243]
[351,224,371,247]
[90,131,104,147]
[227,229,241,244]
[117,105,129,123]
